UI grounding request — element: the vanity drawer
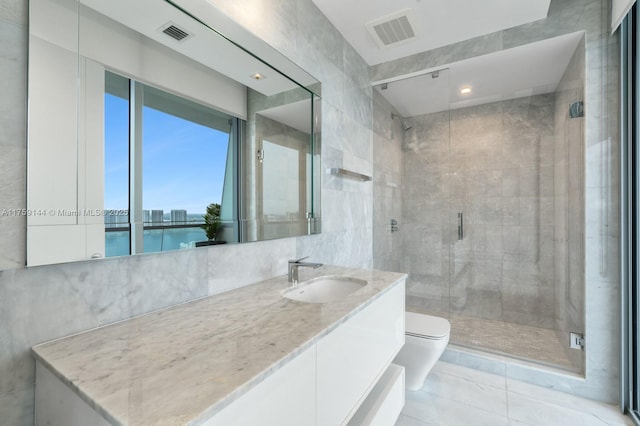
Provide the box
[347,363,405,426]
[316,282,405,425]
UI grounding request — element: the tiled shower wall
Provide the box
[401,94,558,330]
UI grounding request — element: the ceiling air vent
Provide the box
[159,22,192,42]
[366,9,418,49]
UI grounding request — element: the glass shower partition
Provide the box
[374,34,585,373]
[399,69,453,321]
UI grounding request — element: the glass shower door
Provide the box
[446,82,585,372]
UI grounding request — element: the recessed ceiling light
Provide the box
[460,86,472,95]
[251,73,266,80]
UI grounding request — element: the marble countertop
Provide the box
[32,265,406,426]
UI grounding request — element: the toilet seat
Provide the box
[405,311,450,340]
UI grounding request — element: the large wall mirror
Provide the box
[27,0,321,267]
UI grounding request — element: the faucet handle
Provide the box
[290,256,309,263]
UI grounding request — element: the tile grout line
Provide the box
[504,367,512,424]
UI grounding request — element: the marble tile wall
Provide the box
[0,1,27,271]
[0,0,374,423]
[371,0,619,404]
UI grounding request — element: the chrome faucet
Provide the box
[288,256,323,285]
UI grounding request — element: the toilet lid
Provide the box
[405,311,450,339]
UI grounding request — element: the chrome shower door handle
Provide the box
[457,212,464,240]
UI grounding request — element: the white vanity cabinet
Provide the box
[33,269,406,426]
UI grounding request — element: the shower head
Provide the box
[391,113,412,131]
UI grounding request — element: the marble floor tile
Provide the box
[396,414,430,425]
[397,361,631,426]
[431,359,507,390]
[417,365,508,416]
[402,389,509,426]
[506,379,632,425]
[506,392,628,426]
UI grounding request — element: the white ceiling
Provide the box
[312,0,551,66]
[373,32,584,117]
[374,31,584,117]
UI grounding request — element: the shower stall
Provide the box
[373,32,585,373]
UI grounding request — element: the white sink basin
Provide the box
[283,276,367,303]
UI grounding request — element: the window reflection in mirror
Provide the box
[244,87,319,242]
[104,71,241,256]
[104,73,130,257]
[257,118,312,241]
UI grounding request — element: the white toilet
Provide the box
[393,311,451,391]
